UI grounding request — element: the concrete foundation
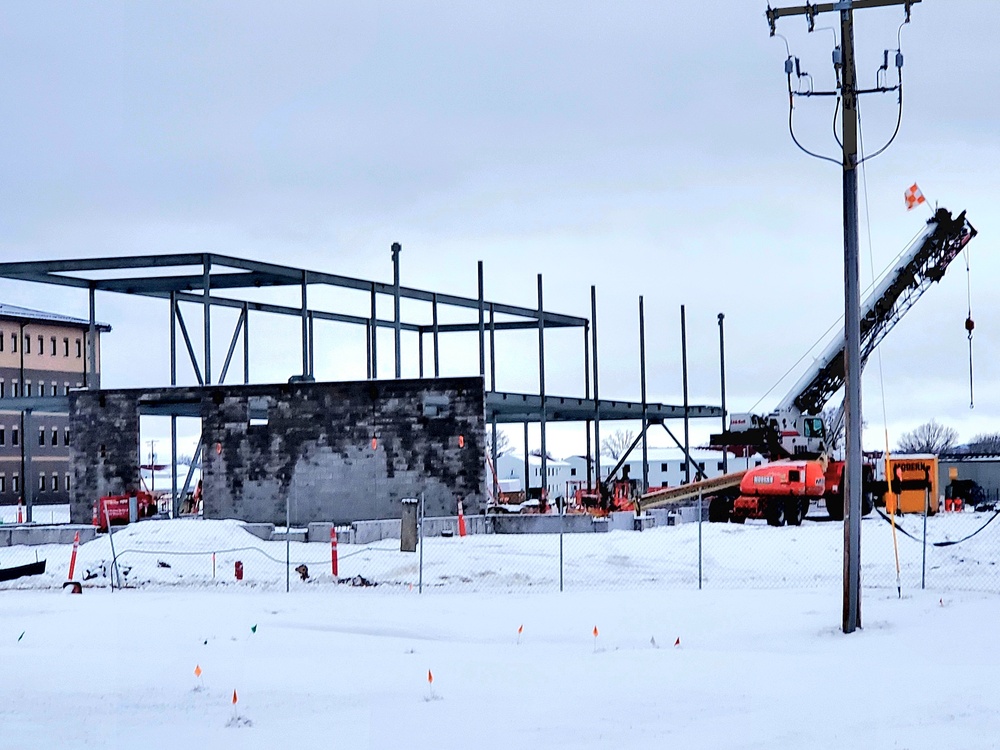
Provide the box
[0,524,97,547]
[491,514,608,534]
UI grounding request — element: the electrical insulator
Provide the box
[896,51,904,69]
[832,47,843,66]
[785,57,794,75]
[966,317,975,335]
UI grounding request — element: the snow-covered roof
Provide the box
[0,303,112,332]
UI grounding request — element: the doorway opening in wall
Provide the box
[138,414,202,518]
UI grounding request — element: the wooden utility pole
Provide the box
[766,0,920,634]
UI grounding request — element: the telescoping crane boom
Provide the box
[642,207,977,525]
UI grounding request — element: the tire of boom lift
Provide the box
[708,497,732,523]
[784,497,803,526]
[766,498,785,527]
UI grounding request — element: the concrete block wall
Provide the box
[68,391,141,524]
[69,378,485,526]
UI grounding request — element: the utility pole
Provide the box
[765,0,920,634]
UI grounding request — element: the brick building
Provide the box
[0,304,109,506]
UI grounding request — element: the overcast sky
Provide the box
[0,1,996,458]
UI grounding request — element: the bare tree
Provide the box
[895,421,958,455]
[968,432,1000,454]
[485,429,512,457]
[600,429,636,460]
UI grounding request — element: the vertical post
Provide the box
[366,321,372,379]
[418,492,425,594]
[584,322,592,493]
[392,242,402,379]
[698,488,703,590]
[489,304,498,503]
[370,283,378,379]
[202,256,212,386]
[23,410,32,523]
[681,305,690,485]
[718,313,728,474]
[88,284,97,390]
[523,422,530,503]
[285,488,291,593]
[308,312,315,379]
[841,6,863,635]
[639,296,649,494]
[418,332,424,378]
[242,303,250,384]
[537,275,547,511]
[300,271,309,379]
[591,287,602,496]
[432,293,440,378]
[922,486,929,589]
[478,261,486,378]
[170,292,178,518]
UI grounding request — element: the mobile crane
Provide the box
[641,207,977,525]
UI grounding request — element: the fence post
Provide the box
[418,492,425,595]
[921,486,929,590]
[698,488,703,590]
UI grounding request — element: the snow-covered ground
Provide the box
[2,585,999,748]
[2,514,1000,747]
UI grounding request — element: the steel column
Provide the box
[202,256,211,385]
[392,242,401,379]
[242,302,250,384]
[88,284,97,390]
[591,287,601,492]
[370,283,378,379]
[478,261,486,378]
[718,312,728,474]
[301,270,309,379]
[432,293,440,377]
[639,296,649,494]
[681,305,690,485]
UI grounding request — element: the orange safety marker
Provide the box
[593,626,599,653]
[330,527,339,577]
[16,500,23,524]
[194,665,202,678]
[517,624,523,645]
[457,500,467,538]
[67,531,80,581]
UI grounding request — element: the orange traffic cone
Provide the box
[16,499,23,524]
[457,499,467,537]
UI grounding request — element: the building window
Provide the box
[25,382,31,397]
[680,462,687,472]
[38,427,45,446]
[37,335,43,354]
[0,428,4,446]
[51,428,58,447]
[38,474,45,491]
[63,428,70,447]
[49,336,56,355]
[64,473,71,492]
[699,462,705,471]
[660,463,669,472]
[11,381,18,398]
[51,382,57,396]
[755,460,763,467]
[0,381,4,399]
[12,474,19,493]
[75,338,82,358]
[12,427,19,446]
[717,461,725,471]
[51,474,58,492]
[0,333,3,352]
[24,335,29,354]
[11,333,17,353]
[0,475,5,493]
[64,382,70,395]
[570,468,577,476]
[63,337,69,356]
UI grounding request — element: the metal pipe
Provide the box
[370,282,378,379]
[88,285,97,390]
[681,304,690,484]
[242,302,249,384]
[591,287,601,493]
[718,313,728,474]
[478,261,486,377]
[308,311,315,379]
[523,422,530,503]
[489,304,496,392]
[203,256,211,385]
[639,296,649,494]
[392,242,401,379]
[584,321,592,493]
[170,291,178,518]
[366,321,372,379]
[418,332,424,378]
[301,270,309,379]
[432,293,440,378]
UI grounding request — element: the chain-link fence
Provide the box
[2,498,1000,594]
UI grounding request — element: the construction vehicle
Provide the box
[642,207,976,525]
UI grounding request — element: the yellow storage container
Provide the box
[883,454,938,515]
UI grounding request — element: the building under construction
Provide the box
[0,252,722,525]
